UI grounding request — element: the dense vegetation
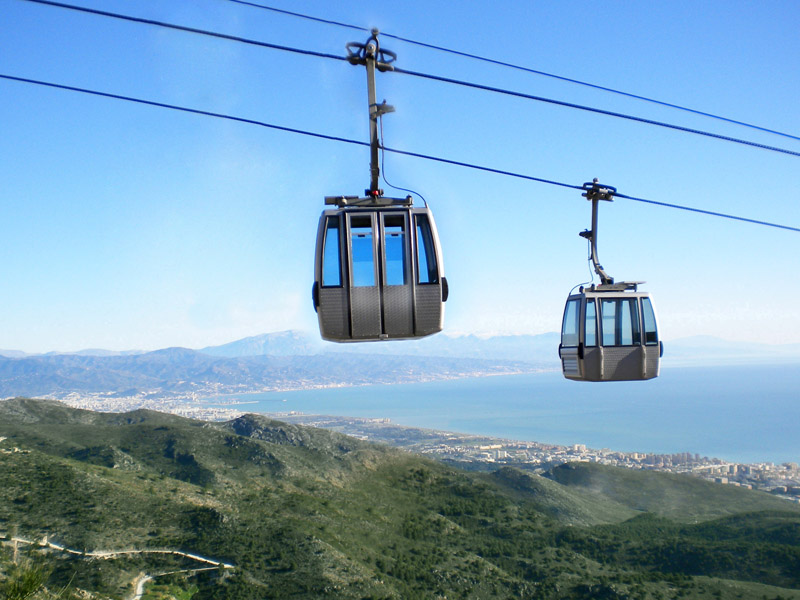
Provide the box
[1,398,799,599]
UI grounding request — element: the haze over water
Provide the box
[205,364,799,465]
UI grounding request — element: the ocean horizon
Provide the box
[202,363,799,465]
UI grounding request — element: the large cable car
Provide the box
[559,181,663,381]
[312,31,448,342]
[313,196,447,341]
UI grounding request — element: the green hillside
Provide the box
[1,398,799,600]
[545,461,796,522]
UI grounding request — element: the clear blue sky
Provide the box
[2,0,799,353]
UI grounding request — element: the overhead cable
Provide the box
[17,0,800,159]
[386,143,800,233]
[224,0,800,143]
[19,0,348,63]
[227,0,366,33]
[612,191,800,233]
[0,73,366,148]
[2,73,798,234]
[394,67,800,159]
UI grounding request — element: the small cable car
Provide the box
[559,180,663,381]
[313,196,447,342]
[312,31,447,342]
[559,283,662,381]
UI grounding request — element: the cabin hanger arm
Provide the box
[580,178,617,286]
[346,30,396,198]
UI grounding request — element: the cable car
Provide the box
[312,30,448,342]
[559,180,663,381]
[559,283,662,381]
[313,195,447,342]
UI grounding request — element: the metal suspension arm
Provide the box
[346,30,396,197]
[579,179,617,285]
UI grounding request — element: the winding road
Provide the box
[1,534,235,599]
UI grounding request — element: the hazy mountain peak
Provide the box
[146,347,203,360]
[199,330,323,358]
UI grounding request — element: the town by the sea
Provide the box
[203,363,799,466]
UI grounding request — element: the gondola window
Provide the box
[415,214,439,284]
[561,298,580,347]
[585,299,598,347]
[642,297,658,345]
[350,216,375,287]
[322,216,341,287]
[601,298,641,346]
[383,215,407,286]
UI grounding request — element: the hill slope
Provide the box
[545,461,794,522]
[1,398,799,600]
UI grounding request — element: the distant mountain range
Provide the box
[206,331,800,365]
[2,331,798,400]
[200,330,563,363]
[5,330,799,364]
[0,343,539,400]
[660,335,800,366]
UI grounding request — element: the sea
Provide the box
[202,363,800,465]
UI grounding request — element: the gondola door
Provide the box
[577,297,603,381]
[347,212,381,339]
[380,212,414,337]
[560,296,599,380]
[413,211,445,336]
[316,213,349,341]
[559,297,581,379]
[640,296,662,379]
[595,296,644,380]
[346,210,414,340]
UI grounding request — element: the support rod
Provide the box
[580,179,617,286]
[346,30,396,199]
[365,42,380,194]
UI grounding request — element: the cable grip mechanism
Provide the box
[346,29,397,72]
[582,178,617,202]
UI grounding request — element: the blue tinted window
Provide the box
[383,214,407,286]
[415,214,438,284]
[350,215,375,287]
[624,298,641,345]
[585,300,597,347]
[601,299,617,346]
[561,298,580,347]
[321,216,341,287]
[642,297,658,345]
[601,298,641,346]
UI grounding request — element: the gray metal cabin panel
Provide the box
[319,287,349,341]
[561,356,580,379]
[600,346,643,381]
[383,284,414,337]
[580,347,604,381]
[560,346,581,380]
[643,346,660,379]
[414,284,443,336]
[350,286,382,339]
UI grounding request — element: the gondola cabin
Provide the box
[313,196,447,342]
[559,284,662,381]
